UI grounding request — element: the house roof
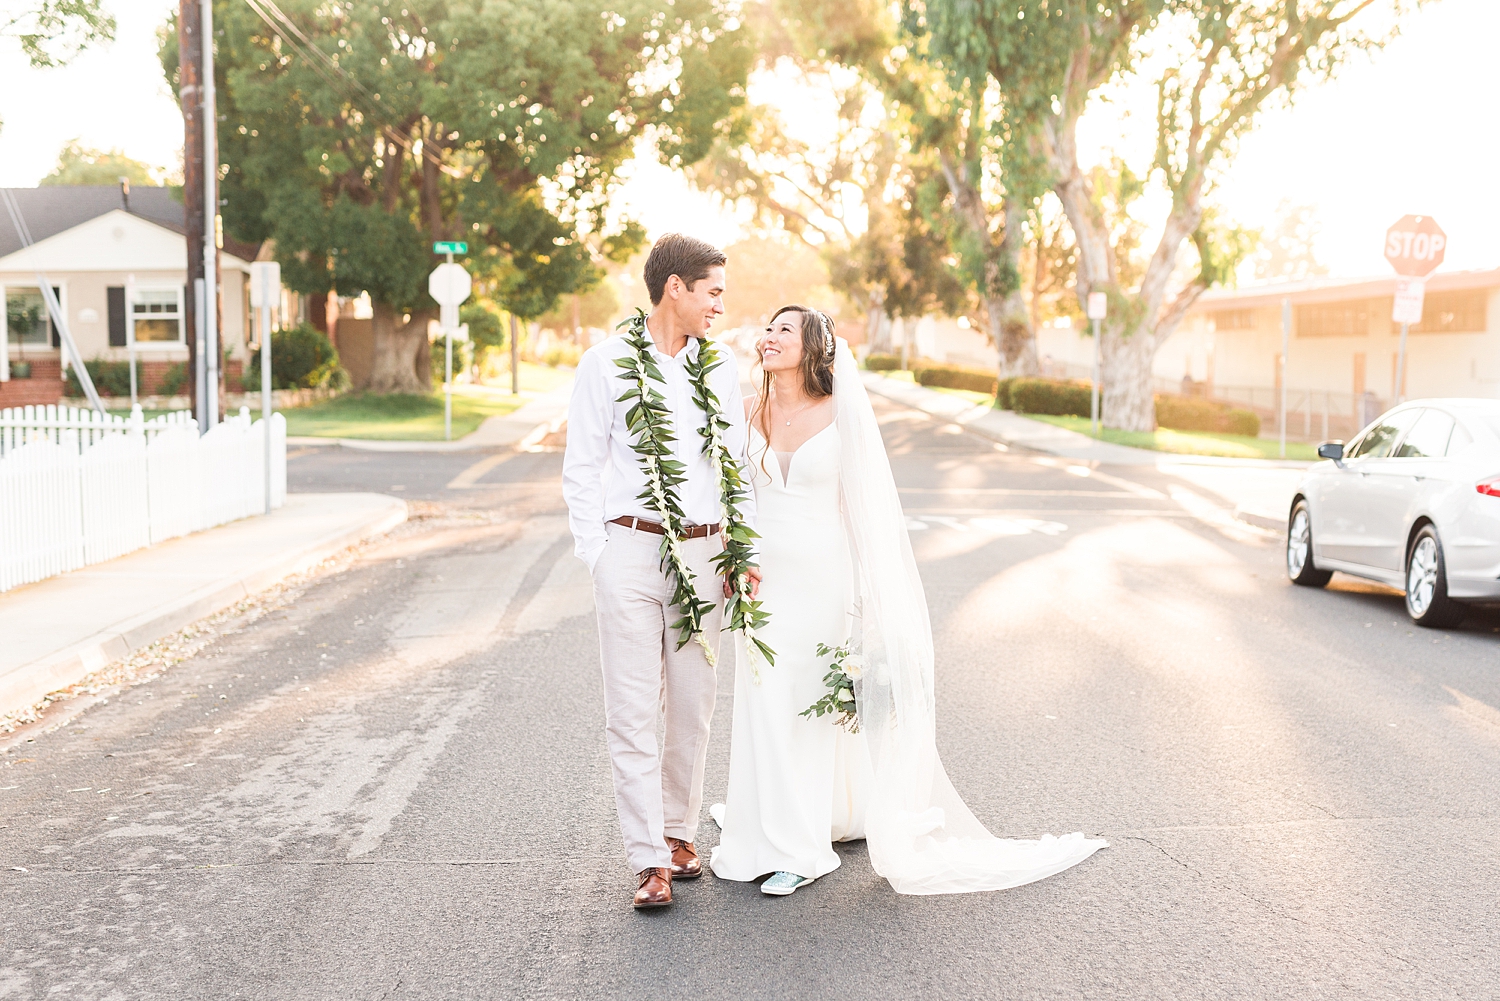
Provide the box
[1195,267,1500,310]
[0,186,187,259]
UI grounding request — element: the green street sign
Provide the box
[432,241,468,255]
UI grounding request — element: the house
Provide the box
[1033,268,1500,439]
[0,185,261,409]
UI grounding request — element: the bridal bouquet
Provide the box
[799,642,862,733]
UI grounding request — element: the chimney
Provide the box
[119,177,130,213]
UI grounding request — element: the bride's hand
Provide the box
[723,567,763,600]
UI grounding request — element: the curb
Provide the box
[0,498,407,718]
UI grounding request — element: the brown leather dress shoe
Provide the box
[633,867,672,909]
[666,838,702,879]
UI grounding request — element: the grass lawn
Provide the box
[284,363,572,440]
[1028,413,1318,460]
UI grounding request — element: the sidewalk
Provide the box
[862,372,1308,530]
[0,493,407,717]
[287,379,574,453]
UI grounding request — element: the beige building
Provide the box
[0,186,260,408]
[1032,268,1500,439]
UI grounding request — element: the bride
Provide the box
[709,305,1107,896]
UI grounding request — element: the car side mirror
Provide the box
[1318,441,1345,467]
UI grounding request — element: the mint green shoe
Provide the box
[761,871,815,896]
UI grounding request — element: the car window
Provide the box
[1394,409,1455,458]
[1347,410,1421,459]
[1448,422,1475,455]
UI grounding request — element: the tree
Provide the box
[1254,199,1329,281]
[924,0,1413,430]
[39,140,168,187]
[2,0,113,68]
[167,0,748,392]
[692,2,977,357]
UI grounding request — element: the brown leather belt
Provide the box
[609,516,720,539]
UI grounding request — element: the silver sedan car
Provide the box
[1286,399,1500,627]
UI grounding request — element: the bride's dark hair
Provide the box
[751,305,836,448]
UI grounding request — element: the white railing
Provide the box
[0,406,286,593]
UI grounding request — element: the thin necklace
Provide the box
[774,394,816,426]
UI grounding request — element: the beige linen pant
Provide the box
[592,521,724,873]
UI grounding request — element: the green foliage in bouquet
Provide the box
[800,642,861,733]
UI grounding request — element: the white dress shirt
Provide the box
[562,332,754,572]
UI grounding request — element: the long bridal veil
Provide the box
[831,339,1107,895]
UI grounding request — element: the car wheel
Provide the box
[1405,524,1466,629]
[1287,500,1332,588]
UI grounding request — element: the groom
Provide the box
[562,234,757,909]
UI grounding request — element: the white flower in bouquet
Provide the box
[841,654,864,680]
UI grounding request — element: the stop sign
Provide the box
[1384,215,1446,277]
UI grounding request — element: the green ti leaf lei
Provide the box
[611,309,775,671]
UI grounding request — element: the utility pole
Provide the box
[201,0,221,428]
[179,0,204,427]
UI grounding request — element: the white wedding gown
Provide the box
[712,341,1106,895]
[709,423,875,882]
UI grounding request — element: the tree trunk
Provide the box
[367,302,431,393]
[986,288,1037,379]
[1101,322,1157,432]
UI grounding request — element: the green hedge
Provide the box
[913,363,998,395]
[65,358,132,397]
[1155,395,1260,436]
[1008,377,1094,417]
[863,353,943,372]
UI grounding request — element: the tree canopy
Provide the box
[39,140,169,187]
[2,0,114,69]
[166,0,749,391]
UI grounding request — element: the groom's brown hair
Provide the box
[643,234,727,306]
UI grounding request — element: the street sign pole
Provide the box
[1086,291,1107,436]
[1383,216,1445,406]
[444,248,453,441]
[1396,323,1409,403]
[261,302,272,512]
[427,254,472,440]
[249,261,280,514]
[1280,298,1290,459]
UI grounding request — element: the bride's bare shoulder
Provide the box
[743,395,759,420]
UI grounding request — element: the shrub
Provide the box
[245,323,346,390]
[996,377,1020,410]
[430,337,474,387]
[914,364,998,395]
[542,341,583,368]
[1008,377,1094,417]
[864,353,901,371]
[1154,395,1261,436]
[156,362,187,397]
[66,358,132,397]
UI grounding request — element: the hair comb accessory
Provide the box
[818,311,834,358]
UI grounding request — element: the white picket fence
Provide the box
[0,405,286,593]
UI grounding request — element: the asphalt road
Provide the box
[4,397,1500,999]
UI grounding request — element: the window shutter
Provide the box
[108,286,126,346]
[50,287,62,347]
